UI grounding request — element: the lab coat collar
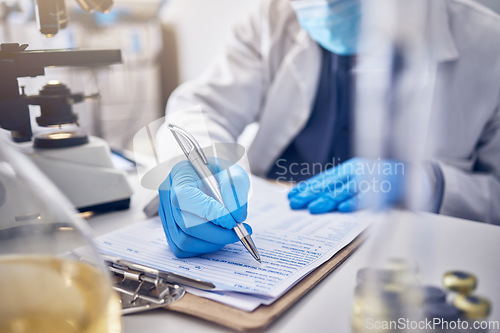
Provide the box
[287,29,322,104]
[429,0,459,62]
[282,6,322,110]
[252,16,322,176]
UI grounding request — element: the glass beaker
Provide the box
[0,134,121,333]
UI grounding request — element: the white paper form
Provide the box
[95,178,370,310]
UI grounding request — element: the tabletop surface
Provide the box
[87,174,500,333]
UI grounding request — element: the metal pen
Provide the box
[168,124,261,263]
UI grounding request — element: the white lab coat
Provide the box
[158,0,500,224]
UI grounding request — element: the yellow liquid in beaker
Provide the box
[0,256,122,333]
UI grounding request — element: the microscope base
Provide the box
[19,136,133,213]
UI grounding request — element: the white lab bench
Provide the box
[87,174,500,333]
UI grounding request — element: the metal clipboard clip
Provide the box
[103,254,215,314]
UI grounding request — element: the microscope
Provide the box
[0,0,133,213]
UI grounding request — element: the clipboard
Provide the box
[163,234,364,331]
[110,190,366,330]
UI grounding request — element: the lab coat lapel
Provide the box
[422,0,460,156]
[428,0,459,63]
[248,29,322,176]
[389,0,460,160]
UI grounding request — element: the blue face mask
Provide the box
[291,0,361,56]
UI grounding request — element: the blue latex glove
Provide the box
[287,158,416,214]
[158,158,251,258]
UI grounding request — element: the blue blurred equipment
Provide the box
[290,0,361,55]
[287,158,422,214]
[158,158,252,258]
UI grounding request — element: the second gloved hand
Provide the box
[158,158,251,258]
[287,158,415,214]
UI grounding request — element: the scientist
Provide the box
[157,0,500,258]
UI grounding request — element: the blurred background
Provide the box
[0,0,498,154]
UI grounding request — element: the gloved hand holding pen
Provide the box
[158,158,252,258]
